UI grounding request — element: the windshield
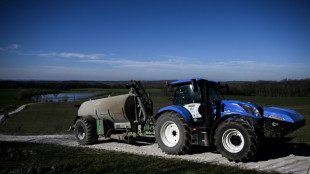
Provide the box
[174,85,201,105]
[209,87,220,101]
[174,85,220,106]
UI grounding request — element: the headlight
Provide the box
[253,107,262,117]
[238,104,261,118]
[268,115,285,121]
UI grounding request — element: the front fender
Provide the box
[210,114,240,144]
[155,105,192,122]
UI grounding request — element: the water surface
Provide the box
[32,92,99,102]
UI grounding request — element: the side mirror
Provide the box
[191,79,198,92]
[166,80,172,92]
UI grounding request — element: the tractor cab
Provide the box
[173,81,220,105]
[168,78,223,126]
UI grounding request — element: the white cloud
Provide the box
[8,44,20,49]
[39,52,106,59]
[2,50,309,81]
[78,58,310,81]
[38,52,57,56]
[0,66,149,81]
[0,44,21,51]
[1,59,308,81]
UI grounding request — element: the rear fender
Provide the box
[73,116,82,125]
[73,115,96,125]
[155,105,192,122]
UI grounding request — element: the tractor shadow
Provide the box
[191,137,310,162]
[95,136,156,146]
[94,136,310,162]
[252,137,310,162]
[172,137,310,162]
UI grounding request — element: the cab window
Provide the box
[174,85,201,105]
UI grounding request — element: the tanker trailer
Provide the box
[73,80,153,144]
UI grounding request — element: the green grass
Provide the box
[0,89,307,173]
[0,88,169,135]
[0,88,309,145]
[0,141,279,174]
[0,89,28,106]
[0,102,80,135]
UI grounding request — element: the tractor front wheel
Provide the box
[215,119,259,162]
[74,117,98,145]
[155,112,192,155]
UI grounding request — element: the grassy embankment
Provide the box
[0,88,307,173]
[0,89,28,106]
[0,88,309,144]
[0,141,280,174]
[0,88,169,135]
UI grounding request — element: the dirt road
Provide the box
[0,104,31,123]
[0,134,309,174]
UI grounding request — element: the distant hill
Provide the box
[0,80,171,89]
[1,78,309,97]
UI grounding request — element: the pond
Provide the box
[31,92,99,102]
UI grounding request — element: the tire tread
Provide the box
[156,111,192,155]
[214,118,259,162]
[75,117,98,145]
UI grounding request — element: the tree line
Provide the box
[1,79,309,97]
[0,80,166,90]
[221,78,310,97]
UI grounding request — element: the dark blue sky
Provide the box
[0,0,309,81]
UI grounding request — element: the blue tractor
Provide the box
[73,78,305,162]
[155,78,305,162]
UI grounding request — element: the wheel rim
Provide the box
[77,124,86,140]
[160,121,180,147]
[222,129,244,153]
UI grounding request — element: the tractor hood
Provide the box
[221,100,305,124]
[263,106,305,123]
[221,100,263,119]
[220,100,305,138]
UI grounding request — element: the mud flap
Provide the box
[96,120,104,135]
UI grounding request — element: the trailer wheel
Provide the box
[215,119,259,162]
[155,112,191,155]
[74,117,98,145]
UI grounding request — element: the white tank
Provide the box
[78,94,136,123]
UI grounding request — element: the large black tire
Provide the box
[74,117,98,145]
[214,119,259,162]
[155,111,192,155]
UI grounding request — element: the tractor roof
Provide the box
[170,78,219,86]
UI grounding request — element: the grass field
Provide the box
[0,89,28,106]
[0,88,308,173]
[0,88,309,144]
[0,141,279,174]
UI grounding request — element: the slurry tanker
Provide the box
[72,79,305,162]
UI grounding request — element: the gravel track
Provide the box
[1,134,309,174]
[0,104,31,123]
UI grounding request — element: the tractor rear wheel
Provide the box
[214,118,259,162]
[74,117,98,145]
[155,111,192,155]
